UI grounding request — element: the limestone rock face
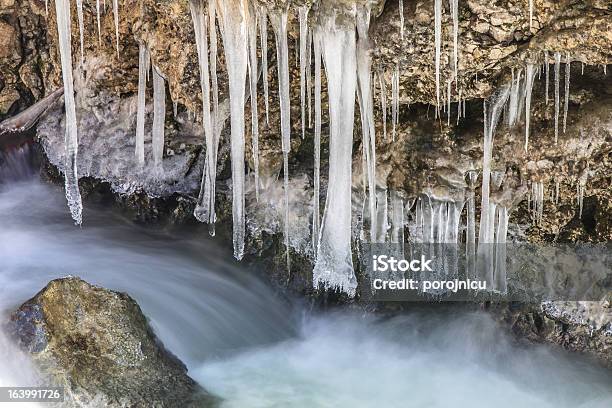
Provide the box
[7,277,216,407]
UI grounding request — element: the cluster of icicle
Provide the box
[50,0,588,297]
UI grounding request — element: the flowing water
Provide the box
[1,146,611,408]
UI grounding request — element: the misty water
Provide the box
[1,146,611,408]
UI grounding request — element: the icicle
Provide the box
[529,0,533,31]
[456,89,462,124]
[313,13,358,296]
[172,101,178,118]
[190,0,217,227]
[217,0,249,259]
[55,0,82,225]
[450,0,459,83]
[299,6,309,140]
[378,69,387,140]
[507,68,522,127]
[209,0,219,135]
[271,11,291,270]
[604,65,607,75]
[434,0,442,110]
[375,189,389,243]
[306,31,313,127]
[391,191,404,247]
[391,64,399,141]
[446,79,451,126]
[312,30,322,250]
[76,0,84,65]
[544,51,549,105]
[478,84,510,245]
[135,44,149,166]
[524,63,536,151]
[577,172,587,219]
[356,6,377,243]
[259,10,270,126]
[555,180,560,204]
[581,61,584,75]
[45,0,48,15]
[96,0,102,46]
[465,171,478,276]
[151,66,166,171]
[247,2,259,200]
[112,0,120,57]
[563,52,570,133]
[554,51,560,143]
[399,0,404,40]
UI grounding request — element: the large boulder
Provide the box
[6,277,216,407]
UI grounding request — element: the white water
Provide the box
[1,168,611,407]
[55,0,83,226]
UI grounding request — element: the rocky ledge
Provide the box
[6,277,216,407]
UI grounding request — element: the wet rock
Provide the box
[7,277,216,407]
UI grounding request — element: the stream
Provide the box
[1,146,611,407]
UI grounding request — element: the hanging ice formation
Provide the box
[391,63,399,140]
[524,63,536,151]
[96,0,102,45]
[577,171,587,219]
[76,0,84,64]
[544,50,549,104]
[246,1,260,199]
[378,69,387,140]
[390,190,404,250]
[507,68,522,127]
[554,51,561,143]
[299,6,309,140]
[476,84,510,288]
[55,0,83,225]
[217,0,249,259]
[135,43,150,166]
[313,10,358,296]
[151,65,166,171]
[112,0,120,57]
[450,0,459,84]
[190,0,218,230]
[356,7,377,243]
[259,10,270,125]
[465,170,478,276]
[563,52,570,133]
[434,0,442,111]
[375,188,389,243]
[312,29,322,250]
[399,0,404,40]
[531,181,544,225]
[270,11,291,270]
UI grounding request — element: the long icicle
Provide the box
[76,0,84,65]
[450,0,459,83]
[434,0,442,112]
[356,6,377,243]
[259,10,270,125]
[399,0,404,40]
[299,6,309,139]
[271,11,291,272]
[96,0,102,46]
[135,43,149,166]
[392,63,399,141]
[247,2,259,200]
[151,66,166,172]
[112,0,120,57]
[563,52,570,133]
[314,13,358,296]
[554,51,561,143]
[544,50,549,104]
[312,30,322,251]
[190,0,216,226]
[217,0,249,259]
[55,0,83,225]
[378,68,387,140]
[524,63,536,151]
